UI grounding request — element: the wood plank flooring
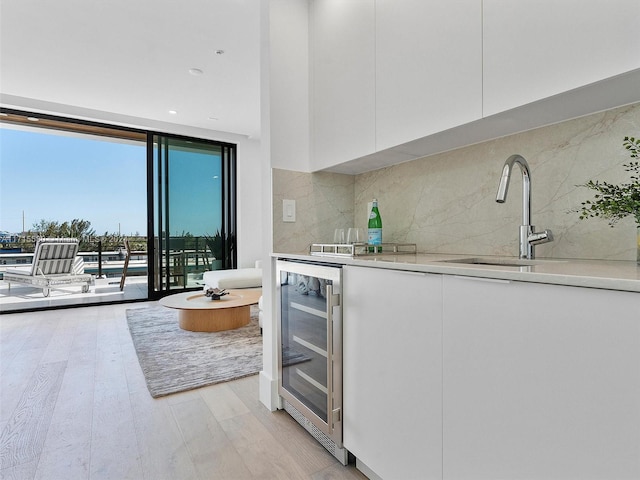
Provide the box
[0,303,367,480]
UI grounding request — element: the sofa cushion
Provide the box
[203,267,262,289]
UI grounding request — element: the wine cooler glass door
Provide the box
[277,260,342,441]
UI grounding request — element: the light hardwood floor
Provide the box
[0,303,367,480]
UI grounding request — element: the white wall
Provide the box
[258,0,313,412]
[258,0,277,405]
[236,138,263,268]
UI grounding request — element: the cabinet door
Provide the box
[343,266,443,480]
[442,276,640,479]
[483,0,640,116]
[375,0,482,151]
[310,0,376,170]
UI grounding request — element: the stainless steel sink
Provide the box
[437,257,546,267]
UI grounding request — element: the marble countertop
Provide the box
[273,251,640,293]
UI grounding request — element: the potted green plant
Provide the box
[204,230,236,270]
[577,136,640,263]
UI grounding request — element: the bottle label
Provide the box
[368,228,382,245]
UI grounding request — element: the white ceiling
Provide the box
[0,0,262,139]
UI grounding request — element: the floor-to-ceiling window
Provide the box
[0,110,236,312]
[150,134,237,297]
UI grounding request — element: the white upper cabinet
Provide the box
[375,0,483,151]
[310,0,376,170]
[309,0,639,172]
[310,0,482,170]
[483,0,640,116]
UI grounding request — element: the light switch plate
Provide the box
[283,199,296,222]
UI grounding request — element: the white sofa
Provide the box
[202,260,263,330]
[202,260,262,290]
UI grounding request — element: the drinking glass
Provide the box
[347,227,364,244]
[333,228,346,244]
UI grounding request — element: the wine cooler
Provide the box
[276,259,347,465]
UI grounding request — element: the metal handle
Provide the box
[325,283,340,430]
[332,408,342,424]
[529,229,554,245]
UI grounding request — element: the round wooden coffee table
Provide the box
[159,288,262,332]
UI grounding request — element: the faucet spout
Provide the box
[496,154,531,227]
[496,154,552,259]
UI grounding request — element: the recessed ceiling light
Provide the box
[215,50,224,55]
[188,68,204,76]
[168,110,178,115]
[26,117,39,122]
[208,116,219,121]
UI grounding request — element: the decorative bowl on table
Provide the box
[204,287,229,300]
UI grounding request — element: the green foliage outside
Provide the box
[1,219,232,271]
[31,218,95,240]
[1,218,147,253]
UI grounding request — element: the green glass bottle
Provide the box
[367,199,382,253]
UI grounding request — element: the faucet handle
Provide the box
[528,229,553,245]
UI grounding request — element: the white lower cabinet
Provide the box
[343,266,443,480]
[442,276,640,479]
[342,268,639,479]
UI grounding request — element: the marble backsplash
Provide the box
[272,169,355,254]
[273,102,640,261]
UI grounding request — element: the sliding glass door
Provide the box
[0,108,238,312]
[150,135,236,298]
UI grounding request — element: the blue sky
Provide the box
[0,126,224,237]
[167,147,223,237]
[0,127,147,235]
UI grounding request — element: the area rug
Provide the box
[126,304,262,398]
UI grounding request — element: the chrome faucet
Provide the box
[496,154,553,259]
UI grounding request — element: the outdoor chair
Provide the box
[4,237,92,297]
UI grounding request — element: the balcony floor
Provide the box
[0,276,148,313]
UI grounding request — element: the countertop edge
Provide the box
[271,252,640,293]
